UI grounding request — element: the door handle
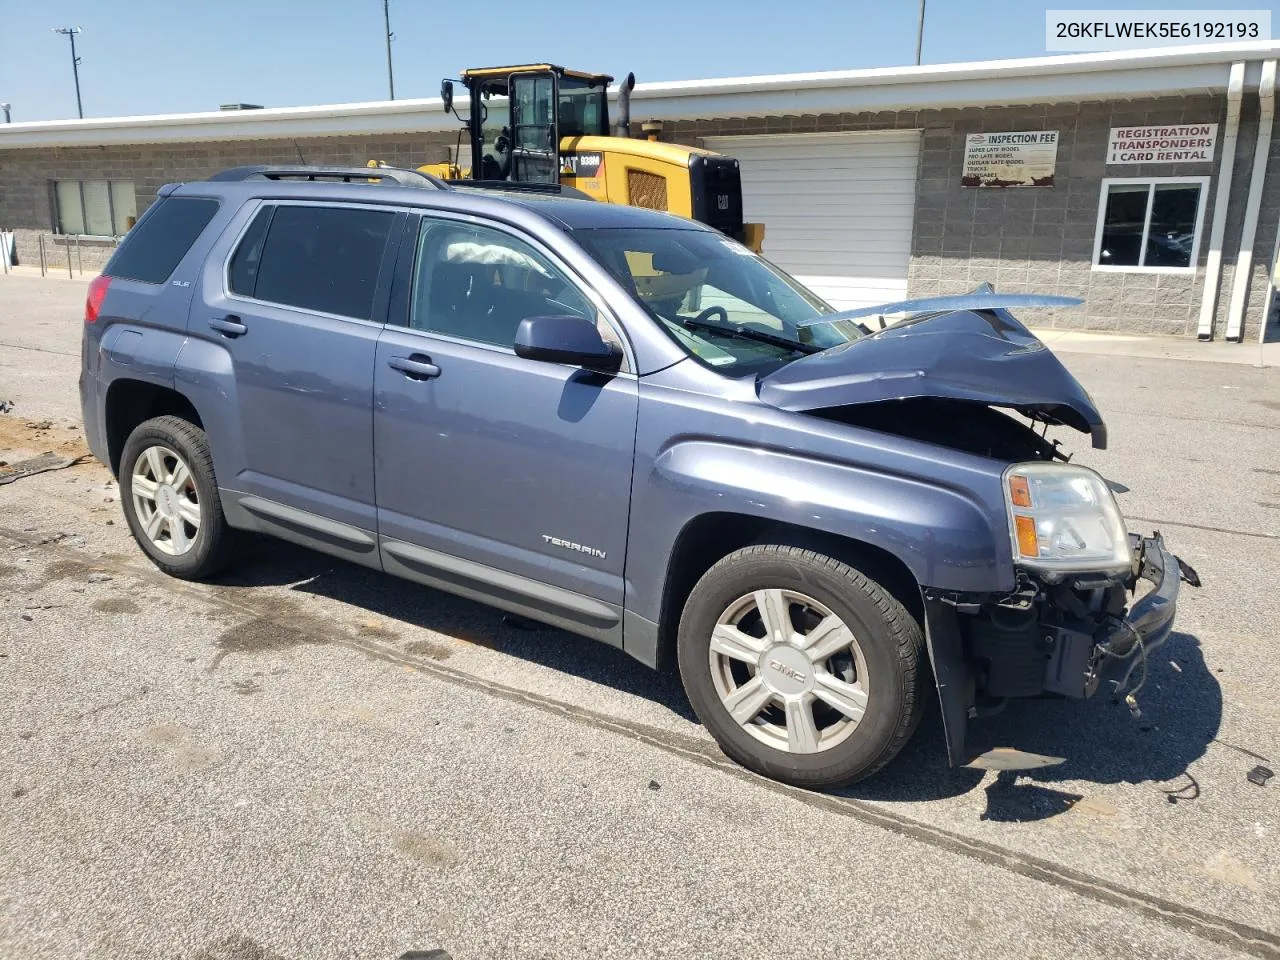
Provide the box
[388,354,441,380]
[209,316,247,338]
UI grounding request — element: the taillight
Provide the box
[85,274,111,323]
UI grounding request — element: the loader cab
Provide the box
[445,64,612,185]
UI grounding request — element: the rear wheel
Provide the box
[119,415,235,580]
[677,544,925,789]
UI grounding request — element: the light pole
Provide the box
[53,26,84,118]
[382,0,395,100]
[915,0,926,65]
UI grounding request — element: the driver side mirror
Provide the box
[440,79,454,114]
[514,315,622,372]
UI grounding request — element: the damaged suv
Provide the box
[80,165,1192,789]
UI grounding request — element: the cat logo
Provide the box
[716,195,730,211]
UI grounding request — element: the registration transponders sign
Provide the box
[1106,124,1218,164]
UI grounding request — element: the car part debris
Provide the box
[1247,765,1274,786]
[1177,556,1202,587]
[964,747,1066,771]
[0,452,88,485]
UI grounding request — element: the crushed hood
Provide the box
[759,305,1107,449]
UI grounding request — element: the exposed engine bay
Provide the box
[815,397,1067,463]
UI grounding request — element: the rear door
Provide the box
[190,200,402,563]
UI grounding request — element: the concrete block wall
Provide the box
[0,131,456,271]
[671,95,1278,341]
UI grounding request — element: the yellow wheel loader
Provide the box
[373,64,764,253]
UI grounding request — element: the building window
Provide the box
[1092,177,1210,272]
[52,180,137,237]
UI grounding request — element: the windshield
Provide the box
[558,76,608,137]
[574,227,864,371]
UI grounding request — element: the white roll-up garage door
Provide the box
[703,131,922,310]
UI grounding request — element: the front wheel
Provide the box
[677,545,926,789]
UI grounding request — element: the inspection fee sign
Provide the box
[962,131,1059,187]
[1107,124,1218,164]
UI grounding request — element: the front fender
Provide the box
[645,439,1010,599]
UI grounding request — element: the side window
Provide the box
[103,197,218,284]
[409,219,597,349]
[1093,178,1207,272]
[228,207,272,297]
[242,205,396,320]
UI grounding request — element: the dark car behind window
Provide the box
[103,197,220,284]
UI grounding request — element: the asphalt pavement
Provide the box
[2,272,1278,960]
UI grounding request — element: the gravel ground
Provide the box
[1,272,1278,960]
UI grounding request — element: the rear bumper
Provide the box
[78,368,109,469]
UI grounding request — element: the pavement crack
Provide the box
[1125,516,1280,541]
[0,340,79,358]
[73,686,149,721]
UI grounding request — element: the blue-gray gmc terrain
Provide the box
[78,165,1195,789]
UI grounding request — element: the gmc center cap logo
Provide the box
[769,659,807,683]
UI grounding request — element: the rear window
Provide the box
[238,205,396,320]
[104,197,219,284]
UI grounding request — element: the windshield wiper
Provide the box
[678,317,821,355]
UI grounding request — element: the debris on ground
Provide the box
[0,452,89,485]
[86,572,113,584]
[0,399,13,414]
[1247,765,1274,787]
[648,779,661,791]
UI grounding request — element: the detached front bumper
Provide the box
[1089,532,1183,695]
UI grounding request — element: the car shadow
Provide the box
[212,538,1221,813]
[210,535,699,724]
[846,630,1222,816]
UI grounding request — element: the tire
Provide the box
[118,415,236,580]
[677,544,926,789]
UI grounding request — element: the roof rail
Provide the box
[207,164,449,189]
[452,179,594,201]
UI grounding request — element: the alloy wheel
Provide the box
[130,444,201,556]
[708,589,870,754]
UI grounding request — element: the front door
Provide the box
[373,215,637,642]
[195,201,402,557]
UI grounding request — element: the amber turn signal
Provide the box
[1014,515,1039,558]
[1008,474,1032,508]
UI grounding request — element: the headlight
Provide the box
[1003,462,1132,578]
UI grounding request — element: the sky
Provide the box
[2,0,1279,122]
